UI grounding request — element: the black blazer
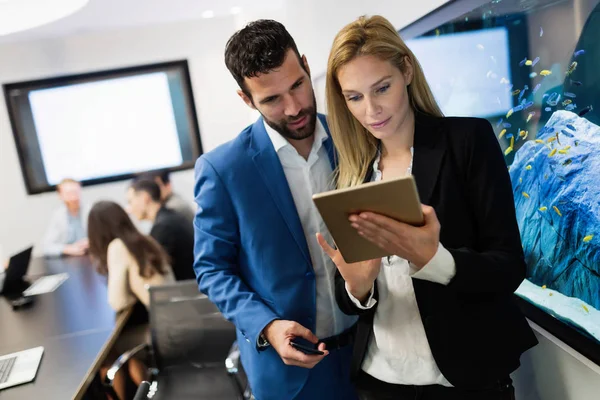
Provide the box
[335,113,538,389]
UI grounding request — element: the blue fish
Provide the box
[574,49,585,57]
[565,104,577,111]
[570,79,582,86]
[564,92,576,98]
[545,107,552,112]
[532,56,540,66]
[502,122,512,128]
[532,83,542,94]
[566,124,576,131]
[513,105,524,112]
[524,101,534,109]
[519,57,527,66]
[561,129,574,138]
[496,118,503,128]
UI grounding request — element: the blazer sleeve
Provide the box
[193,157,279,349]
[334,268,379,316]
[446,119,527,295]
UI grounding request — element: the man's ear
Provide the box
[237,89,256,110]
[302,54,311,77]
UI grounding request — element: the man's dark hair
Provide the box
[131,179,161,203]
[136,169,170,185]
[224,19,306,99]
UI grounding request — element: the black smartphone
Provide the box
[290,340,325,356]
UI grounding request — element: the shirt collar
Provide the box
[263,116,328,155]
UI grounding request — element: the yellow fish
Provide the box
[522,192,530,198]
[549,293,553,296]
[547,136,557,143]
[553,206,562,216]
[563,99,572,106]
[542,285,547,289]
[535,139,544,144]
[499,129,507,138]
[525,60,533,66]
[558,149,568,154]
[519,129,527,137]
[506,109,514,118]
[504,147,513,156]
[539,206,547,211]
[549,148,557,157]
[566,61,578,76]
[563,146,571,150]
[540,70,552,76]
[512,89,521,96]
[527,113,535,123]
[525,165,532,170]
[583,235,593,242]
[510,136,515,148]
[519,177,523,183]
[582,305,589,313]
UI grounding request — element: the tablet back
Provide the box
[312,176,423,263]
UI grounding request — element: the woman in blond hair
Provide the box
[316,15,537,399]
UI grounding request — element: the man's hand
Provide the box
[263,320,328,368]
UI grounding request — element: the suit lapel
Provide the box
[412,113,446,205]
[248,118,312,265]
[319,114,337,171]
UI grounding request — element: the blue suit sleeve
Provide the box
[193,157,279,349]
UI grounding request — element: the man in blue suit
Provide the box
[193,20,358,400]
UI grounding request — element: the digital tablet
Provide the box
[312,175,423,263]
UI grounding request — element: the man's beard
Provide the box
[263,96,318,141]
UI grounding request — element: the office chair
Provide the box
[132,381,151,400]
[104,280,250,399]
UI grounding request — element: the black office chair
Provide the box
[104,280,250,399]
[132,381,151,400]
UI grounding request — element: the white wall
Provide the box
[0,17,250,256]
[1,1,599,397]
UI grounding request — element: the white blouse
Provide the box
[346,148,456,386]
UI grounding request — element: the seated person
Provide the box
[138,169,195,222]
[128,179,195,281]
[42,178,90,257]
[87,200,174,400]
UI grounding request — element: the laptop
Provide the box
[0,347,44,390]
[1,246,33,297]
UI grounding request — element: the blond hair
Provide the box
[326,15,443,188]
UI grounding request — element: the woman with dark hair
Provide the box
[88,201,174,400]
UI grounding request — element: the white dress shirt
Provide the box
[347,149,455,386]
[264,119,357,338]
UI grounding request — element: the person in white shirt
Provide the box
[42,178,90,257]
[317,15,537,400]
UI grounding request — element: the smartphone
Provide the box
[290,340,325,356]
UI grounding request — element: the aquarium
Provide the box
[402,0,600,364]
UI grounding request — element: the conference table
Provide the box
[0,255,133,400]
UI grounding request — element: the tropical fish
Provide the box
[547,136,557,143]
[539,206,547,211]
[510,135,515,148]
[435,29,440,36]
[532,56,540,66]
[499,129,507,138]
[513,104,524,112]
[582,305,589,313]
[535,139,544,144]
[549,148,557,157]
[563,159,572,166]
[579,105,593,116]
[563,145,571,150]
[558,150,568,154]
[564,92,576,98]
[545,107,552,112]
[519,57,527,66]
[525,59,533,66]
[566,61,578,75]
[565,104,577,111]
[549,293,553,296]
[563,99,572,106]
[574,49,585,57]
[524,101,534,109]
[496,118,503,128]
[583,235,593,242]
[542,284,547,289]
[529,72,537,78]
[525,165,532,170]
[477,44,485,50]
[502,122,512,128]
[506,109,514,118]
[532,83,541,94]
[527,112,535,123]
[553,206,562,216]
[566,124,576,131]
[522,192,530,198]
[512,89,521,96]
[504,147,513,156]
[561,129,574,138]
[570,79,582,86]
[540,70,552,76]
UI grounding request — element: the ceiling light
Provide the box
[202,10,214,19]
[230,6,242,15]
[0,0,89,36]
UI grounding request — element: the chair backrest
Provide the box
[132,381,151,400]
[148,279,236,369]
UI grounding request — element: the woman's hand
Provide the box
[349,204,441,269]
[316,233,380,303]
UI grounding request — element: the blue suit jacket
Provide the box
[193,114,336,400]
